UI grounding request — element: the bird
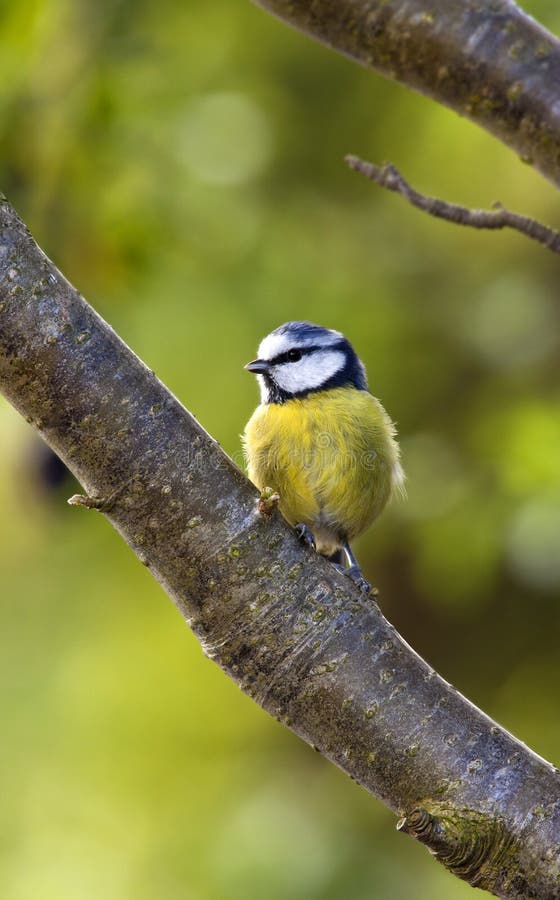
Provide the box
[243,321,404,592]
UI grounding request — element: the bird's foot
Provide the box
[295,522,316,551]
[346,564,372,594]
[332,562,372,595]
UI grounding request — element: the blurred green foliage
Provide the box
[1,1,560,898]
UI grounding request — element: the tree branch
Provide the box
[345,154,560,254]
[251,0,560,188]
[1,203,560,897]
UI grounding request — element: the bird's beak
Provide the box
[244,359,271,375]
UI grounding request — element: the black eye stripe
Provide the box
[269,344,322,366]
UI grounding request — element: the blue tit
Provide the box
[243,321,404,592]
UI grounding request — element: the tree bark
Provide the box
[251,0,560,189]
[1,203,559,897]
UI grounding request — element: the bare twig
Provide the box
[345,155,560,256]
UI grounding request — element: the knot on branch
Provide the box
[257,486,280,519]
[67,493,107,510]
[397,802,516,890]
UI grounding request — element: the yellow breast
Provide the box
[243,387,402,555]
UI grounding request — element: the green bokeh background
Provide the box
[1,2,560,898]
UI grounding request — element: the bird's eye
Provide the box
[287,349,302,362]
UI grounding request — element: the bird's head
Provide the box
[245,321,368,404]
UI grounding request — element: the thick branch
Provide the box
[345,155,560,254]
[1,202,559,898]
[251,0,560,188]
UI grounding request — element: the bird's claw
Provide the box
[332,562,372,595]
[295,522,316,550]
[346,564,372,594]
[295,527,372,595]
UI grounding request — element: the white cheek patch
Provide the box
[273,349,346,394]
